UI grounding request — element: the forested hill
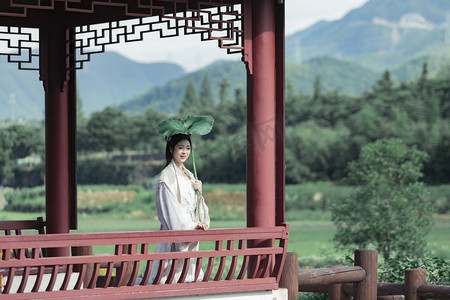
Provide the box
[0,52,185,120]
[77,52,185,114]
[119,57,381,115]
[118,54,450,115]
[286,0,450,71]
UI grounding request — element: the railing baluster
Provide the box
[249,255,261,279]
[202,257,215,282]
[152,259,165,285]
[226,240,237,280]
[74,264,86,290]
[214,256,226,281]
[237,240,248,280]
[45,265,59,291]
[17,266,30,293]
[87,263,100,289]
[272,238,287,281]
[60,264,73,290]
[194,257,202,281]
[3,267,15,294]
[102,262,114,288]
[140,260,153,286]
[127,260,141,286]
[32,265,45,292]
[115,261,128,286]
[165,258,178,284]
[177,258,190,283]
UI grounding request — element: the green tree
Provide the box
[218,78,230,105]
[179,80,199,115]
[331,139,433,261]
[86,107,131,153]
[199,75,214,108]
[5,124,44,160]
[0,129,13,181]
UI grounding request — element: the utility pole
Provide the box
[446,12,450,44]
[9,93,16,122]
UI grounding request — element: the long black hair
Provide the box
[165,134,192,166]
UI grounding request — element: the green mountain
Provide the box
[286,0,450,71]
[0,60,44,121]
[0,52,184,120]
[77,52,184,114]
[119,57,382,114]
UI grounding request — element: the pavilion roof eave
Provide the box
[0,0,242,28]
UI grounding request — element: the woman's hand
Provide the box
[196,222,208,230]
[193,180,202,195]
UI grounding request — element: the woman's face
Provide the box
[171,139,191,166]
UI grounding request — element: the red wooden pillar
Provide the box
[246,0,276,230]
[275,0,286,226]
[40,25,77,256]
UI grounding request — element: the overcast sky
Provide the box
[108,0,369,72]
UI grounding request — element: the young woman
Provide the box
[144,133,210,284]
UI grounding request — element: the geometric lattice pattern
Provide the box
[0,0,243,71]
[0,26,39,70]
[74,2,243,69]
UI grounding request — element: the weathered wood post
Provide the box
[354,249,378,299]
[279,252,298,300]
[329,283,347,300]
[71,246,94,287]
[405,269,426,300]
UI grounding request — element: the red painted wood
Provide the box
[246,0,276,230]
[40,25,71,256]
[194,257,202,282]
[275,0,286,226]
[177,258,189,283]
[0,227,288,298]
[32,266,45,292]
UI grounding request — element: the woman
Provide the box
[145,133,210,284]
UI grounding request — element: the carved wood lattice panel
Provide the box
[0,1,243,71]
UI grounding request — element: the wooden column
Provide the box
[279,252,298,300]
[246,0,276,230]
[405,269,426,300]
[40,25,76,256]
[275,0,286,226]
[354,250,378,299]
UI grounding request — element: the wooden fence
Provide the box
[279,250,450,300]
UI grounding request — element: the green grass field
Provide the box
[2,210,449,265]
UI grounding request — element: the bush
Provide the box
[3,185,155,217]
[379,256,450,285]
[427,185,450,214]
[4,186,45,212]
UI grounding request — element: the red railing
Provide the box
[0,225,288,299]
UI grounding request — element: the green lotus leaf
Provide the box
[158,115,214,137]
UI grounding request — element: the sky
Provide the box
[106,0,369,72]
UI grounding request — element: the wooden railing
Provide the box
[0,224,289,299]
[280,250,450,300]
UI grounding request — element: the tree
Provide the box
[331,139,433,261]
[179,80,199,115]
[86,107,131,153]
[199,75,214,108]
[0,129,13,182]
[218,78,230,105]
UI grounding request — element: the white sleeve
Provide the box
[199,196,210,227]
[156,182,197,231]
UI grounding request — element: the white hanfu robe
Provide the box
[144,160,210,284]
